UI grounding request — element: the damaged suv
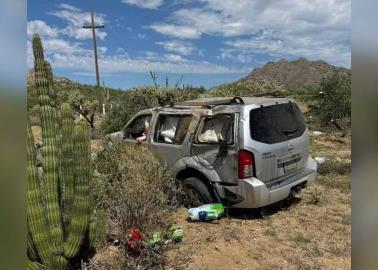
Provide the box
[110,97,317,208]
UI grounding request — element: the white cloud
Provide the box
[49,4,107,40]
[27,36,240,74]
[137,33,146,39]
[58,3,81,12]
[156,40,195,55]
[116,47,126,54]
[149,23,201,39]
[163,54,185,62]
[26,21,236,75]
[27,20,59,37]
[122,0,164,9]
[149,0,351,66]
[224,32,351,67]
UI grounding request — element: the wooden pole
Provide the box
[83,9,104,87]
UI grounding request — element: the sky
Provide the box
[27,0,351,90]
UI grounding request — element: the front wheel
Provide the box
[182,177,213,207]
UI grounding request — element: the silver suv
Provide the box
[110,97,317,208]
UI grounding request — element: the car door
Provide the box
[149,112,193,167]
[190,113,239,184]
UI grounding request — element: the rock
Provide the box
[313,131,322,136]
[314,157,326,164]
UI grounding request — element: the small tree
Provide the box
[313,73,351,130]
[68,91,98,128]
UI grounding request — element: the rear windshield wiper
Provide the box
[282,128,299,135]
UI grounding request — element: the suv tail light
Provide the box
[238,149,255,179]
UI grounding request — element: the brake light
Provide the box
[238,150,255,179]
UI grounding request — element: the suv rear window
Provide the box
[250,102,306,144]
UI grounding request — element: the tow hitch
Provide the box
[290,181,307,196]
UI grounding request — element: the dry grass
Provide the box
[91,143,184,269]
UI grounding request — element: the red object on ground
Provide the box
[125,228,143,256]
[130,228,142,241]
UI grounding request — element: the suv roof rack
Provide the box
[174,96,244,108]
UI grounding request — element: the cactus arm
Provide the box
[60,103,75,233]
[27,231,38,262]
[26,260,39,270]
[27,122,50,266]
[63,122,91,258]
[44,61,56,108]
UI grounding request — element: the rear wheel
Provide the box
[182,177,213,207]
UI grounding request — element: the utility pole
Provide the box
[83,9,104,87]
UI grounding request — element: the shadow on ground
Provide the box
[225,195,302,220]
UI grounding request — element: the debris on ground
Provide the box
[312,131,322,136]
[314,156,326,164]
[125,228,143,256]
[188,203,225,221]
[168,224,184,243]
[147,224,184,246]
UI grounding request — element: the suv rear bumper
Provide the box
[221,157,317,208]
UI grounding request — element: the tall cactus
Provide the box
[27,34,93,269]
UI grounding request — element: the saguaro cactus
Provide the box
[27,34,93,269]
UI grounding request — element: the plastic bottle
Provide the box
[188,203,225,221]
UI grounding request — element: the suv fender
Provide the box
[173,157,223,201]
[173,156,222,183]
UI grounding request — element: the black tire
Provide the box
[182,177,213,207]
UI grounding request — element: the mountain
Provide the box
[241,58,350,90]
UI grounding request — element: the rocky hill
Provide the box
[27,69,125,109]
[241,58,350,90]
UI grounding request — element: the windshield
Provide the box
[250,102,306,144]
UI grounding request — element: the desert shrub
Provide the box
[92,143,183,269]
[311,73,351,128]
[101,86,204,134]
[100,105,132,134]
[318,159,351,175]
[316,174,351,193]
[294,232,311,244]
[203,79,287,98]
[265,227,277,237]
[94,143,182,231]
[303,185,324,205]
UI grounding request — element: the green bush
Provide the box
[312,73,351,128]
[318,159,351,175]
[101,86,204,134]
[203,79,287,98]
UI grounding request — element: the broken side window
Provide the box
[124,114,152,140]
[197,114,234,144]
[154,114,193,144]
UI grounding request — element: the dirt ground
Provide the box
[163,133,351,270]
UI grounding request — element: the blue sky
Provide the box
[27,0,351,90]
